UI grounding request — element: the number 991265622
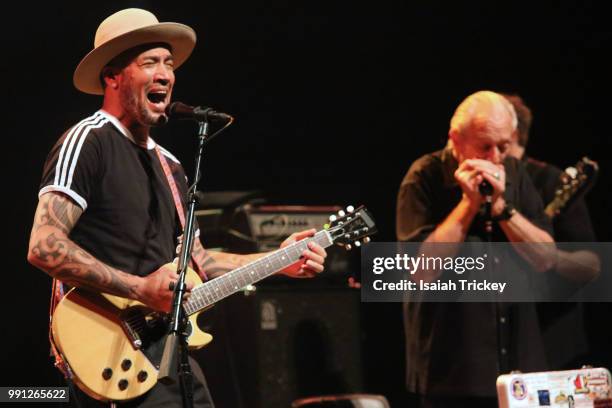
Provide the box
[0,387,69,402]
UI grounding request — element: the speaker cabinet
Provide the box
[194,285,363,408]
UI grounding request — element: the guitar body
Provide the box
[51,265,212,401]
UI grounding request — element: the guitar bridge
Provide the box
[119,309,148,349]
[120,319,143,349]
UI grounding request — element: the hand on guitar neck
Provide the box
[277,228,327,278]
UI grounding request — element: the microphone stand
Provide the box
[480,180,509,375]
[481,182,510,376]
[158,116,214,408]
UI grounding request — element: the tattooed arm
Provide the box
[27,192,188,312]
[191,238,264,280]
[191,229,327,280]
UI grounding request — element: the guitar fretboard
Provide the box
[183,230,332,315]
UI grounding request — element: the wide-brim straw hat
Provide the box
[74,8,196,95]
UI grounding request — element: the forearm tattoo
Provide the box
[193,243,261,279]
[28,193,138,298]
[199,253,230,279]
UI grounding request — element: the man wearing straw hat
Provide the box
[27,8,327,407]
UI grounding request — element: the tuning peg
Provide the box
[363,237,371,244]
[329,214,337,222]
[345,244,352,251]
[354,240,361,247]
[346,205,355,213]
[338,210,346,217]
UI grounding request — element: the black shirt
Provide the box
[396,148,553,397]
[39,110,189,276]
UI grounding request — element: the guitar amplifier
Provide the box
[244,205,356,282]
[246,205,342,251]
[497,367,612,407]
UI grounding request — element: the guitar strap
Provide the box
[48,279,72,378]
[154,146,209,281]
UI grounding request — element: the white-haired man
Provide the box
[396,91,554,407]
[28,8,327,407]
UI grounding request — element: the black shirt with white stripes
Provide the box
[39,110,188,277]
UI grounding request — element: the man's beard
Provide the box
[119,82,165,127]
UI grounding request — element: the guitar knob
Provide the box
[354,241,362,247]
[345,244,352,251]
[121,359,132,371]
[137,370,148,383]
[329,215,337,222]
[118,379,129,391]
[346,205,355,213]
[102,368,113,380]
[338,210,346,217]
[363,237,371,244]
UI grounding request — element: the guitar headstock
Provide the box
[545,156,599,218]
[325,205,377,250]
[566,157,599,187]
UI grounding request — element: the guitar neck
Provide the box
[183,230,333,315]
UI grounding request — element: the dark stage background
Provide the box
[4,1,612,406]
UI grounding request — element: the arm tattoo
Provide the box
[28,193,139,298]
[193,242,262,279]
[32,192,82,235]
[200,254,231,279]
[190,240,220,279]
[191,240,207,265]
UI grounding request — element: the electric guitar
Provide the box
[544,157,598,219]
[51,205,376,401]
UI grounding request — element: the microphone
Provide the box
[479,179,493,196]
[166,102,233,122]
